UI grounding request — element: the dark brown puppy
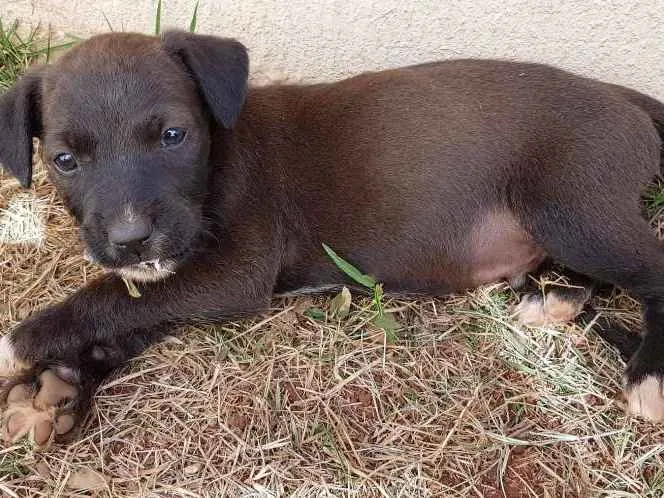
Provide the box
[0,31,662,446]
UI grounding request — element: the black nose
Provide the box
[108,216,153,251]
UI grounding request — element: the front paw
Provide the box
[0,334,31,379]
[1,369,79,448]
[0,328,82,448]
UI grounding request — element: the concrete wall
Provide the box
[2,0,664,98]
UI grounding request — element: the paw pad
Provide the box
[2,369,79,447]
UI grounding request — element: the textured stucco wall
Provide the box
[2,0,664,98]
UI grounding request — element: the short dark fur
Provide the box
[1,31,664,437]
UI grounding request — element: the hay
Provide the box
[0,193,47,246]
[2,163,664,496]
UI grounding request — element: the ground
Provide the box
[3,161,664,498]
[3,23,664,498]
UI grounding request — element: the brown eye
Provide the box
[53,153,78,173]
[161,128,186,147]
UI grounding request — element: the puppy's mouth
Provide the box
[83,249,181,283]
[116,258,178,283]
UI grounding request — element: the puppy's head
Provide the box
[0,31,248,281]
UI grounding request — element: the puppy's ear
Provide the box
[162,31,249,128]
[0,71,42,188]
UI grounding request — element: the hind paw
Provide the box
[513,286,590,327]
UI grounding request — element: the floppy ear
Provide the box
[162,30,249,128]
[0,71,42,188]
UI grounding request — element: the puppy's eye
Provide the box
[53,153,78,174]
[161,127,187,147]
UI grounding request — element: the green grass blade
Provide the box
[372,283,384,316]
[45,26,52,63]
[102,12,115,32]
[6,19,18,38]
[304,307,325,321]
[372,312,401,344]
[189,1,199,32]
[0,19,78,90]
[322,243,377,289]
[0,20,38,89]
[34,40,78,55]
[155,0,162,35]
[644,181,664,218]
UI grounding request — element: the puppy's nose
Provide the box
[108,216,153,250]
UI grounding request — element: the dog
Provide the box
[0,30,663,447]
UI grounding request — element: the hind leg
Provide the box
[521,200,664,421]
[623,302,664,420]
[511,266,643,360]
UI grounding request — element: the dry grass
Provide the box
[3,161,664,497]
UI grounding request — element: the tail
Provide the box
[607,83,664,141]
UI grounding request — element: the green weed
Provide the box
[322,243,401,343]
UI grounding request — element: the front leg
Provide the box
[0,325,164,447]
[1,243,279,447]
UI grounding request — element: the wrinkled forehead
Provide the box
[41,50,201,134]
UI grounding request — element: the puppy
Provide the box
[0,30,662,446]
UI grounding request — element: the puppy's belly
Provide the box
[467,248,547,288]
[276,210,545,295]
[465,209,547,288]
